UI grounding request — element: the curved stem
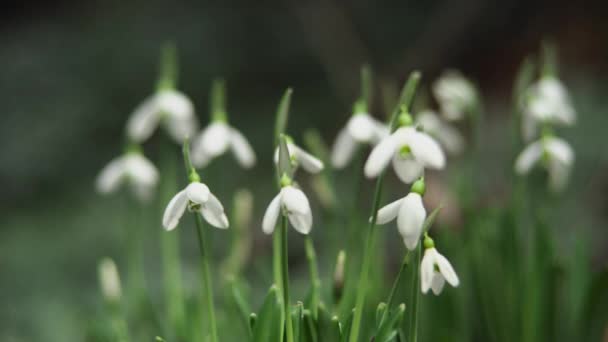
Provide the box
[280,215,295,342]
[193,214,219,342]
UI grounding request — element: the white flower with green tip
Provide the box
[515,135,573,191]
[163,179,229,230]
[273,136,324,174]
[432,70,477,121]
[96,149,159,201]
[420,238,459,295]
[262,176,313,235]
[191,121,256,169]
[416,110,465,155]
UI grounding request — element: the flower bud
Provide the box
[98,258,122,303]
[332,250,346,303]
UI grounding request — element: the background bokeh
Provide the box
[1,1,607,341]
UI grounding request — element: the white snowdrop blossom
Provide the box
[163,182,229,230]
[331,113,389,168]
[376,191,426,250]
[522,77,576,141]
[262,183,313,235]
[416,110,465,155]
[273,140,324,174]
[98,258,122,302]
[126,89,198,144]
[432,70,477,121]
[420,245,459,295]
[96,151,159,201]
[515,135,574,191]
[364,123,446,184]
[191,121,256,169]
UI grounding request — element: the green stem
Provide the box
[382,251,410,323]
[125,197,145,306]
[193,214,219,342]
[407,245,422,342]
[280,215,295,342]
[109,301,131,342]
[305,235,321,319]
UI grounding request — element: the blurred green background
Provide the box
[1,1,607,341]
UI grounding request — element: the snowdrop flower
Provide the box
[521,76,576,141]
[376,179,426,250]
[191,120,256,169]
[420,236,459,295]
[98,258,122,302]
[96,149,159,201]
[126,89,198,144]
[365,113,445,184]
[432,70,477,121]
[331,103,389,168]
[273,136,324,174]
[515,135,574,191]
[262,175,313,235]
[417,110,465,155]
[163,177,229,230]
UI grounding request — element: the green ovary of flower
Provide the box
[399,145,412,158]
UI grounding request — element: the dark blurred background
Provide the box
[1,0,607,340]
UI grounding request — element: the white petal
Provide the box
[157,90,194,120]
[514,141,543,174]
[199,122,231,157]
[376,198,404,224]
[288,210,312,235]
[162,190,188,231]
[521,111,539,142]
[392,155,424,184]
[124,154,159,187]
[347,114,375,142]
[292,145,324,173]
[200,193,229,229]
[126,96,161,143]
[397,193,426,250]
[420,249,435,294]
[185,182,210,204]
[435,250,459,287]
[430,274,446,295]
[262,194,281,234]
[409,131,446,169]
[229,128,256,168]
[548,159,571,192]
[190,146,212,168]
[96,157,126,194]
[364,134,397,178]
[165,113,198,143]
[281,186,311,215]
[545,137,573,165]
[331,128,358,169]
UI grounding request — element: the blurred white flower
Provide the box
[515,135,574,191]
[420,247,459,295]
[126,89,198,144]
[191,122,256,169]
[96,151,159,201]
[432,70,477,121]
[376,192,426,250]
[163,182,229,230]
[98,257,122,302]
[364,126,445,183]
[522,76,576,141]
[273,140,324,174]
[262,184,312,235]
[416,110,465,155]
[331,113,389,168]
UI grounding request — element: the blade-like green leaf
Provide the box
[274,88,293,145]
[375,304,405,342]
[422,206,443,235]
[278,135,294,179]
[252,285,283,342]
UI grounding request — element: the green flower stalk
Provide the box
[98,258,131,342]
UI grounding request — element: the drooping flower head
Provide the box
[376,178,427,250]
[515,133,574,192]
[262,174,313,235]
[420,235,459,295]
[365,111,445,184]
[273,134,324,174]
[96,145,159,201]
[191,79,256,169]
[331,100,389,169]
[416,110,465,156]
[432,70,478,121]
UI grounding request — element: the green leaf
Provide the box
[278,135,294,179]
[422,206,442,234]
[302,309,318,342]
[274,88,293,145]
[388,71,421,131]
[318,304,341,342]
[375,303,405,342]
[252,285,283,342]
[375,302,387,329]
[339,309,355,342]
[229,278,252,337]
[292,302,304,342]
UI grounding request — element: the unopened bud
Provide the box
[333,250,346,303]
[98,258,122,302]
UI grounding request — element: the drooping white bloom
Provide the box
[273,141,324,174]
[191,121,256,169]
[331,113,389,168]
[521,77,576,141]
[416,110,465,155]
[376,192,426,250]
[432,70,477,121]
[515,135,574,191]
[365,126,445,183]
[262,185,313,235]
[126,89,198,144]
[162,182,229,230]
[96,152,159,201]
[98,257,122,302]
[420,247,459,295]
